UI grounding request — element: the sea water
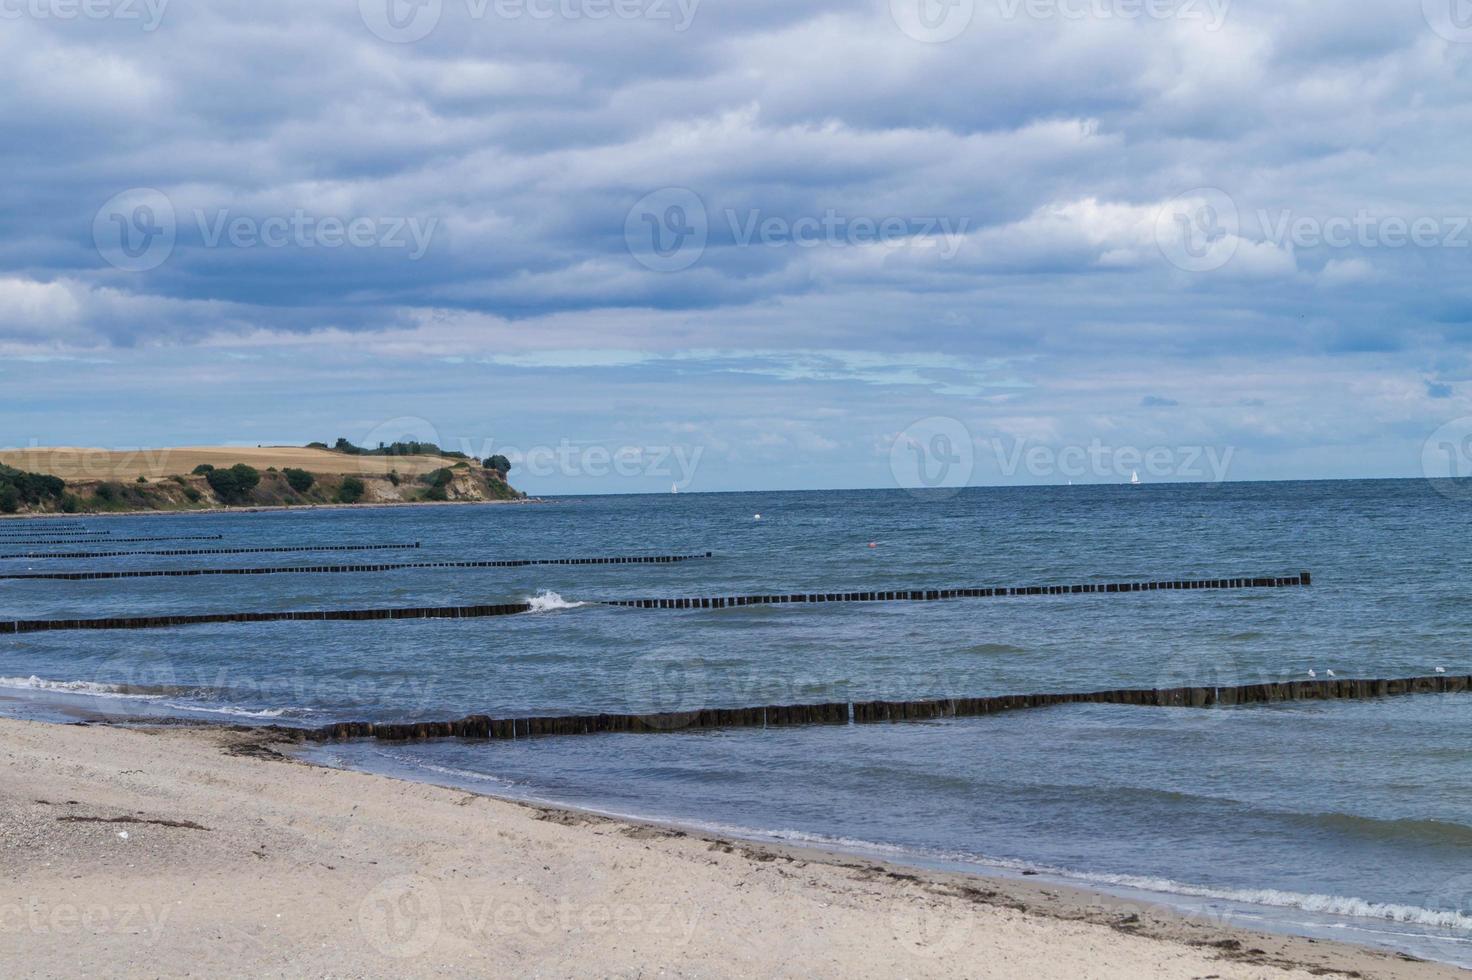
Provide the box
[1,480,1469,964]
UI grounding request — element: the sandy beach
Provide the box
[0,718,1457,979]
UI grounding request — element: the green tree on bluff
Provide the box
[336,476,366,503]
[283,468,315,493]
[206,464,261,504]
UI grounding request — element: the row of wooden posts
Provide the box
[0,570,1309,634]
[0,542,422,561]
[0,535,225,547]
[0,529,110,538]
[603,573,1311,609]
[307,673,1469,743]
[0,552,715,582]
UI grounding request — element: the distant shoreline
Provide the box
[0,497,545,522]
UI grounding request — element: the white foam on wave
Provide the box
[572,814,1472,934]
[372,748,521,788]
[525,590,586,613]
[1061,873,1472,932]
[0,675,303,719]
[161,702,295,719]
[0,675,166,700]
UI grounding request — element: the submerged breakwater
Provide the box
[0,551,714,582]
[0,535,225,546]
[0,570,1308,633]
[308,674,1471,742]
[0,542,422,560]
[603,572,1310,609]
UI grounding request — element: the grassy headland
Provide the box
[0,441,523,516]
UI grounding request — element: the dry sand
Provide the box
[0,446,461,481]
[0,719,1458,979]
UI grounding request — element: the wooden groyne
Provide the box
[0,571,1309,633]
[0,543,422,561]
[0,535,224,547]
[602,572,1311,610]
[305,674,1470,743]
[0,552,714,582]
[0,530,107,538]
[0,601,534,635]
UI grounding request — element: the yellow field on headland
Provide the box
[0,446,460,482]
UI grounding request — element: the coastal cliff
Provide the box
[0,446,524,516]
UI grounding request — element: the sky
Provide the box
[3,0,1472,495]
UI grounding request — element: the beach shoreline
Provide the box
[0,716,1459,978]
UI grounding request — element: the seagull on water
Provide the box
[1307,669,1316,678]
[1436,667,1447,674]
[1326,669,1335,677]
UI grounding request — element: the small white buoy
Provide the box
[753,514,761,520]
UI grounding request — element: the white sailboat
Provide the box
[1130,469,1141,485]
[671,482,678,494]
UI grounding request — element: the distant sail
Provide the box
[1130,470,1141,485]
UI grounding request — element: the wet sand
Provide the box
[0,717,1459,978]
